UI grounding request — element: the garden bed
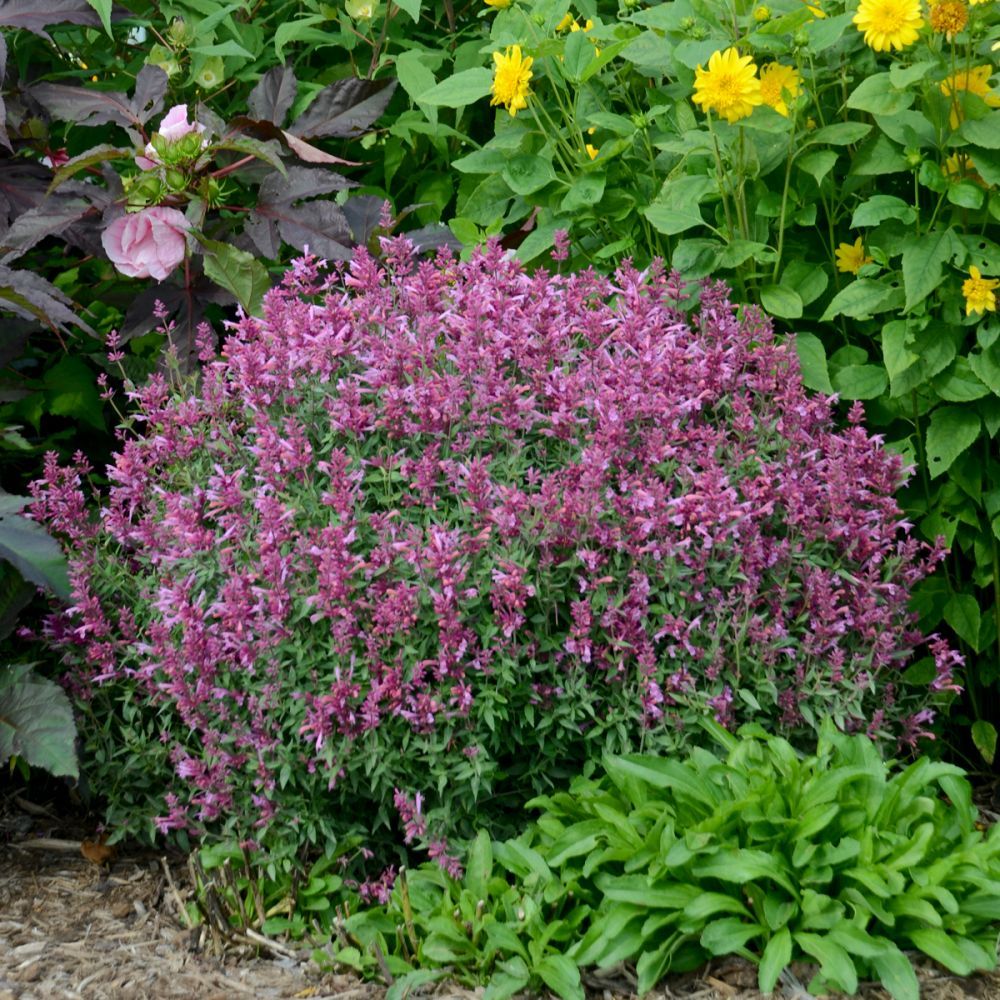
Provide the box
[0,796,995,1000]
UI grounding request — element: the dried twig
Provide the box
[160,856,193,930]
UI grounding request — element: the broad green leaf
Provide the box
[44,355,104,432]
[598,875,700,909]
[908,929,978,974]
[925,406,982,477]
[758,927,791,994]
[484,922,529,961]
[636,938,683,995]
[393,0,421,21]
[760,284,802,318]
[199,238,270,314]
[852,195,916,227]
[797,150,838,186]
[944,592,982,650]
[795,932,858,994]
[960,111,1000,150]
[502,154,555,196]
[85,0,113,36]
[901,228,962,311]
[934,356,990,401]
[969,342,1000,395]
[190,40,255,59]
[561,173,606,213]
[693,849,795,893]
[606,754,720,806]
[871,943,920,1000]
[683,892,752,921]
[535,954,583,1000]
[882,320,921,396]
[972,720,997,765]
[803,121,871,146]
[419,69,494,108]
[847,73,913,116]
[562,29,593,81]
[0,511,70,599]
[465,829,492,901]
[700,918,763,955]
[794,332,834,393]
[0,663,78,777]
[832,364,888,400]
[820,279,895,321]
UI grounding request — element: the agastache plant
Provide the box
[31,240,957,866]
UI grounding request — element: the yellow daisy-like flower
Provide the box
[484,0,512,7]
[853,0,924,50]
[585,143,599,159]
[556,12,576,29]
[490,45,533,117]
[692,48,763,124]
[929,0,968,38]
[963,266,1000,315]
[941,65,1000,126]
[835,237,874,275]
[759,63,802,117]
[942,152,986,184]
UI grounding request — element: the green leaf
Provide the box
[274,15,325,61]
[758,927,792,994]
[797,150,838,186]
[820,279,895,321]
[535,954,583,1000]
[466,830,493,901]
[959,111,1000,150]
[803,121,872,146]
[606,754,719,807]
[935,356,990,401]
[0,511,70,599]
[700,918,763,955]
[832,364,888,400]
[908,929,978,975]
[502,155,555,196]
[85,0,113,36]
[392,0,422,21]
[42,355,104,432]
[693,850,795,894]
[760,284,802,319]
[847,73,913,115]
[683,892,753,921]
[795,933,857,994]
[199,238,270,314]
[419,69,494,108]
[972,720,997,765]
[925,406,982,477]
[561,173,605,213]
[969,342,1000,395]
[944,592,982,650]
[901,229,962,311]
[783,262,828,305]
[870,942,920,1000]
[0,663,78,777]
[562,29,593,82]
[852,195,916,227]
[190,40,255,59]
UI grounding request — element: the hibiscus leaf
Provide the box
[0,0,101,39]
[29,82,140,128]
[248,65,298,126]
[290,77,396,138]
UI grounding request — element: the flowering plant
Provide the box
[405,0,1000,759]
[32,240,953,863]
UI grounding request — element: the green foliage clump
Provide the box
[313,723,1000,1000]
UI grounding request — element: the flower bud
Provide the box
[793,28,810,45]
[165,168,187,193]
[166,17,192,47]
[754,5,771,20]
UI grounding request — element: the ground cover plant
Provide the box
[30,241,957,871]
[394,0,1000,758]
[194,722,1000,1000]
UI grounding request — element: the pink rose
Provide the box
[138,104,205,169]
[101,206,190,281]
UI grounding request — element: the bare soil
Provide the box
[2,791,999,1000]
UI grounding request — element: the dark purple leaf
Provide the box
[0,97,9,154]
[403,223,462,254]
[0,0,101,40]
[248,65,297,127]
[229,116,360,165]
[244,213,280,259]
[0,322,29,368]
[47,144,132,194]
[131,65,168,125]
[342,195,385,245]
[289,78,396,140]
[0,264,91,333]
[257,199,353,260]
[0,32,7,87]
[0,197,93,264]
[0,161,50,227]
[29,83,140,129]
[260,165,353,205]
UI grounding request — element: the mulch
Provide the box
[1,789,999,1000]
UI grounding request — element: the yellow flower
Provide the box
[929,0,968,38]
[484,0,512,6]
[835,237,874,275]
[692,48,763,124]
[801,0,827,18]
[570,17,594,30]
[941,65,1000,126]
[942,152,986,184]
[585,143,599,159]
[490,45,533,117]
[754,4,772,19]
[556,12,576,30]
[963,266,1000,315]
[853,0,924,50]
[759,63,802,116]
